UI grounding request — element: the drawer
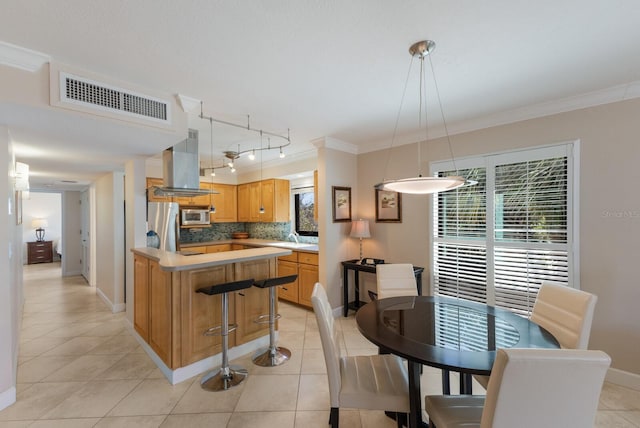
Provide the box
[298,252,318,266]
[278,252,298,263]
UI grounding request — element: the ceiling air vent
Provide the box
[59,72,170,124]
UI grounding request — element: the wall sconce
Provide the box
[350,219,371,264]
[31,218,48,242]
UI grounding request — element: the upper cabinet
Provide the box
[146,178,172,203]
[209,183,238,223]
[147,177,288,224]
[237,178,290,223]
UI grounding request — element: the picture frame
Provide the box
[375,189,402,223]
[332,186,352,222]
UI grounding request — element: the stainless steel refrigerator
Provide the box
[147,202,180,252]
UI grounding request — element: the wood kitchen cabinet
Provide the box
[133,255,172,366]
[134,255,150,341]
[133,251,277,369]
[237,179,290,222]
[276,250,318,308]
[146,178,173,203]
[234,257,274,345]
[146,178,237,215]
[209,183,237,222]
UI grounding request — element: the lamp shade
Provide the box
[350,219,371,239]
[31,218,48,229]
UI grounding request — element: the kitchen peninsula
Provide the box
[131,246,291,384]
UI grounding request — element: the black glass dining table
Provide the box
[355,295,560,428]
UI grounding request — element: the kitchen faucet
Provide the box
[287,231,299,244]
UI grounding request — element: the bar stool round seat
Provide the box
[251,274,298,367]
[196,278,255,391]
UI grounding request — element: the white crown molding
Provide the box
[0,41,50,72]
[176,94,201,113]
[311,136,358,154]
[358,81,640,155]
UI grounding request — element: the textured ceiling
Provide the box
[1,0,640,189]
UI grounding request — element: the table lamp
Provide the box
[350,219,370,264]
[32,218,48,242]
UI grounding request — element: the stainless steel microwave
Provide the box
[181,208,210,226]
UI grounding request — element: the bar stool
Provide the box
[251,274,298,367]
[196,278,255,391]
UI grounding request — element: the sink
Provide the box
[264,242,318,251]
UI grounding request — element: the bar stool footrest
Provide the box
[253,313,282,324]
[203,323,238,336]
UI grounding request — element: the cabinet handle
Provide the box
[238,292,245,297]
[282,287,288,291]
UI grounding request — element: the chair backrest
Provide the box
[311,282,341,407]
[376,264,418,300]
[530,281,597,349]
[481,348,610,428]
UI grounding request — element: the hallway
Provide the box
[1,263,638,427]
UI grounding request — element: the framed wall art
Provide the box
[375,189,402,223]
[332,186,351,222]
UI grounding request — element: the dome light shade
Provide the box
[375,176,465,194]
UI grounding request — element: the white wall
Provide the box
[62,191,82,276]
[0,127,23,410]
[21,192,62,261]
[125,159,147,324]
[357,97,640,378]
[315,140,358,309]
[95,171,125,312]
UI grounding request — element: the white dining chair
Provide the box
[311,283,409,428]
[375,263,418,300]
[426,348,610,428]
[475,280,598,389]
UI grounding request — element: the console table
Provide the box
[341,259,424,317]
[27,241,53,264]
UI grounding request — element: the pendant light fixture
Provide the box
[209,118,216,213]
[259,133,265,215]
[375,40,474,195]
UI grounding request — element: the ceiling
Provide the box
[1,1,640,190]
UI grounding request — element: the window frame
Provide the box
[293,188,318,237]
[429,141,580,316]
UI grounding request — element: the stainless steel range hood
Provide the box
[153,129,218,197]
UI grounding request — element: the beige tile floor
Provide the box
[1,263,638,427]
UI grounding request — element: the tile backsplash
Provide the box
[180,222,318,244]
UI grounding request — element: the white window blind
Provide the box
[432,143,577,317]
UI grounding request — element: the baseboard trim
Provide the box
[96,288,125,313]
[0,387,16,412]
[125,320,269,385]
[606,367,640,391]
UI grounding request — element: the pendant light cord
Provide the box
[427,54,458,174]
[381,56,416,183]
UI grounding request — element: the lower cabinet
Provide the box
[277,251,318,308]
[134,255,173,367]
[134,252,276,369]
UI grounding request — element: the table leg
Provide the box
[460,373,473,395]
[408,360,425,428]
[441,369,451,395]
[343,265,348,317]
[354,270,360,309]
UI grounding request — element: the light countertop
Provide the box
[131,246,292,272]
[182,238,319,253]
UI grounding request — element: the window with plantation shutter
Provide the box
[432,143,578,318]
